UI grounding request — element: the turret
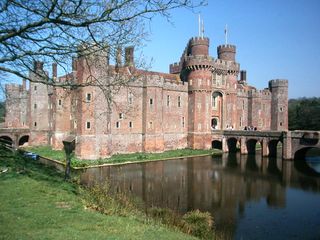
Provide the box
[269,79,288,131]
[189,37,209,56]
[217,44,236,62]
[125,46,134,67]
[184,37,213,149]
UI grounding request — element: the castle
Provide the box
[5,35,288,159]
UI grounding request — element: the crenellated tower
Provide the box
[217,44,236,62]
[269,79,288,131]
[184,37,213,149]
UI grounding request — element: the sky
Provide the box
[141,0,320,99]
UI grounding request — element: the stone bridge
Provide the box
[211,130,320,160]
[0,128,30,147]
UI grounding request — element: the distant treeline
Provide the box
[289,97,320,130]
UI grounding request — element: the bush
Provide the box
[181,210,214,239]
[147,207,180,226]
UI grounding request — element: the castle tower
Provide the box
[185,37,213,149]
[217,44,236,62]
[29,61,52,145]
[269,79,288,131]
[216,44,239,129]
[4,83,28,128]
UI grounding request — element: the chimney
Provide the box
[240,70,247,82]
[125,46,134,67]
[52,63,57,79]
[115,47,122,67]
[22,79,27,90]
[72,57,77,71]
[34,61,44,71]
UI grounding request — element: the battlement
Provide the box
[217,44,236,62]
[189,37,210,46]
[269,79,288,88]
[169,62,181,74]
[217,44,236,51]
[188,36,210,56]
[5,83,24,92]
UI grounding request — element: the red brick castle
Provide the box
[5,35,288,159]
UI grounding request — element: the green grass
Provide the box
[26,145,67,161]
[0,148,196,240]
[25,146,222,168]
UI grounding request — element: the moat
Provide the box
[80,150,320,239]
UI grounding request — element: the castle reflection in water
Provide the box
[80,152,320,236]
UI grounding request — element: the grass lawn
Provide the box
[26,146,222,167]
[0,149,196,240]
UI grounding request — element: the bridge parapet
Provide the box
[217,130,283,138]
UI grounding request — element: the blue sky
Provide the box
[142,0,320,99]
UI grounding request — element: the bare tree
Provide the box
[0,0,205,88]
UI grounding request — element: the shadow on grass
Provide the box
[0,145,78,194]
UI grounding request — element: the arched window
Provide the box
[212,92,222,109]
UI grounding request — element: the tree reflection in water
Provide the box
[80,149,320,239]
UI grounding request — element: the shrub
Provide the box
[181,210,214,239]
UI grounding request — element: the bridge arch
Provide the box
[227,137,239,153]
[294,146,320,160]
[212,140,222,150]
[246,139,260,154]
[18,135,29,146]
[294,147,320,176]
[0,135,13,146]
[268,139,282,157]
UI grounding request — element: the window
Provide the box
[280,122,283,126]
[149,121,153,129]
[34,122,37,127]
[86,93,92,102]
[129,121,133,128]
[128,92,133,104]
[182,117,185,128]
[212,92,222,109]
[119,113,124,119]
[58,99,62,106]
[240,117,242,127]
[116,121,120,128]
[178,96,181,107]
[167,95,170,107]
[242,100,245,110]
[34,86,37,91]
[34,103,37,109]
[86,121,91,129]
[149,98,153,105]
[279,107,283,112]
[74,120,77,129]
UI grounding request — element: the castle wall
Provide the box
[52,76,73,150]
[5,84,28,128]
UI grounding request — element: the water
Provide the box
[80,151,320,239]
